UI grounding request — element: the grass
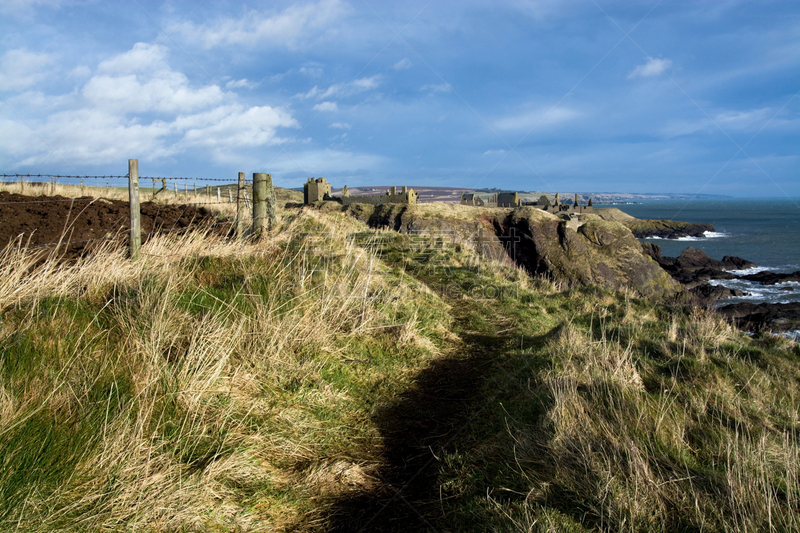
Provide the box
[0,197,797,531]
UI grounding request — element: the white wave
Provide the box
[644,231,728,241]
[781,330,800,341]
[729,266,778,276]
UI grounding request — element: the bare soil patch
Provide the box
[0,191,230,259]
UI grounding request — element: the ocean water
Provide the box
[595,198,800,305]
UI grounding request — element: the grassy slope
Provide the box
[0,206,797,532]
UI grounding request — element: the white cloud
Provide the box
[295,75,382,100]
[0,42,299,167]
[299,66,323,77]
[421,82,452,93]
[483,149,506,157]
[0,49,56,91]
[82,46,226,115]
[494,106,579,131]
[176,0,350,50]
[393,58,412,70]
[661,107,797,138]
[225,78,257,89]
[330,122,351,129]
[69,65,91,79]
[313,101,338,112]
[628,57,673,79]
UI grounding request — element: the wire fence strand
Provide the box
[0,167,265,257]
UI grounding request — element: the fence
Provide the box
[0,159,278,259]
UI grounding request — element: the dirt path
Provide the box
[324,264,556,532]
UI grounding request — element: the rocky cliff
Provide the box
[340,202,681,299]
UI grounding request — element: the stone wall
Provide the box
[341,188,418,206]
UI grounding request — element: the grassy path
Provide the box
[325,258,561,531]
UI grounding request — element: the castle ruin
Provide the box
[304,177,332,203]
[303,178,418,206]
[460,191,593,214]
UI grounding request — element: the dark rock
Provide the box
[623,219,714,239]
[639,244,760,303]
[670,267,736,287]
[739,270,800,285]
[503,209,681,298]
[345,203,681,299]
[640,241,663,262]
[690,283,744,305]
[674,247,724,270]
[720,255,756,270]
[716,302,800,333]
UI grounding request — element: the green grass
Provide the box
[0,207,797,531]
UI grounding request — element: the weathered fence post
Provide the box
[252,173,267,239]
[80,178,84,196]
[128,159,141,261]
[236,172,246,241]
[264,173,277,231]
[19,176,23,194]
[184,184,187,195]
[174,183,177,196]
[228,189,232,203]
[216,187,221,202]
[193,183,196,195]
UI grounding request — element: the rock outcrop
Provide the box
[739,271,800,285]
[716,302,800,333]
[618,218,715,239]
[640,244,755,305]
[341,202,680,299]
[501,209,681,298]
[641,245,754,288]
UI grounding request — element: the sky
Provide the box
[0,0,798,197]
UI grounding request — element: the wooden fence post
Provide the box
[128,159,141,261]
[237,172,246,241]
[80,178,84,196]
[19,176,23,194]
[264,173,277,231]
[252,173,266,239]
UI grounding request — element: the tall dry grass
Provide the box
[502,307,799,532]
[0,209,449,531]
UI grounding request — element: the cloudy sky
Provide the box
[0,0,797,196]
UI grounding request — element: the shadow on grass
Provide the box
[324,300,555,532]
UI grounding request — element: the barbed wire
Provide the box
[2,174,253,185]
[142,176,247,183]
[1,174,128,180]
[0,197,241,206]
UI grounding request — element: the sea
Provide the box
[594,198,800,306]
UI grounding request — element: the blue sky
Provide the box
[0,0,797,196]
